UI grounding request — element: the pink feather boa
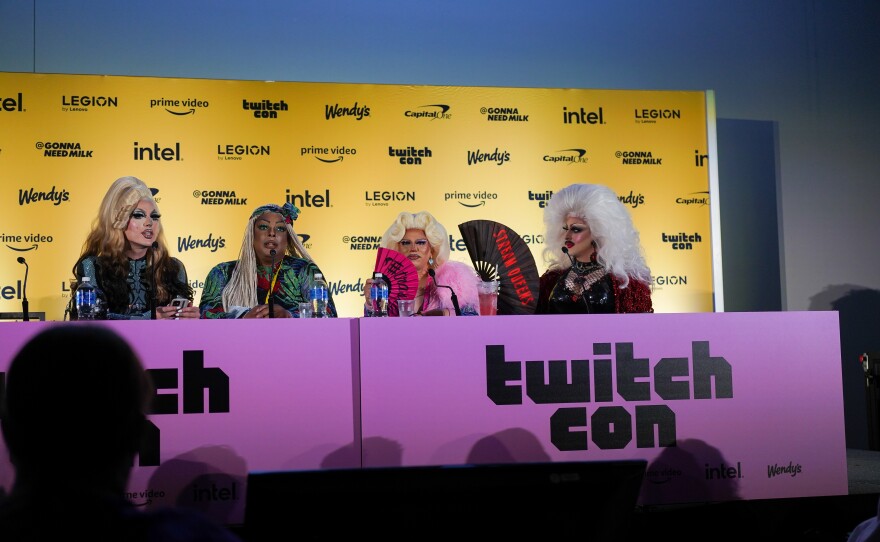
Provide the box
[423,260,480,315]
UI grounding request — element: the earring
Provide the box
[428,257,435,266]
[590,241,598,263]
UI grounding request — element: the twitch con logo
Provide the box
[528,190,553,208]
[242,98,288,119]
[662,232,703,251]
[404,104,451,120]
[388,146,433,165]
[486,341,733,451]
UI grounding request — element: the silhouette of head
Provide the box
[1,324,151,488]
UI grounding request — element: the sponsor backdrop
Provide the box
[0,72,715,319]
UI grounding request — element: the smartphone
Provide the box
[171,297,192,309]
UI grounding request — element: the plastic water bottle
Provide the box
[309,273,329,318]
[75,276,97,320]
[370,272,389,317]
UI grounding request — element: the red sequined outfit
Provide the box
[536,268,653,314]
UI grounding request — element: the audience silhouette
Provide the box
[0,324,242,541]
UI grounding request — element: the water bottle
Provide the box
[75,276,97,320]
[370,272,389,317]
[309,272,329,318]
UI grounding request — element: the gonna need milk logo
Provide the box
[486,340,733,451]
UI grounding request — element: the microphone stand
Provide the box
[268,249,277,318]
[17,257,29,321]
[149,242,158,320]
[428,268,461,316]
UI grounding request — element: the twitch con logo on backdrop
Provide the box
[242,98,288,119]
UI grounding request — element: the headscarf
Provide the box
[250,202,300,224]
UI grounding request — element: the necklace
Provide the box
[564,261,606,294]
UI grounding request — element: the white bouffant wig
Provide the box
[542,183,652,288]
[380,211,450,268]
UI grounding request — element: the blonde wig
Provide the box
[380,211,450,268]
[542,183,652,287]
[221,203,312,310]
[73,176,183,305]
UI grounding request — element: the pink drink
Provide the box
[479,292,497,316]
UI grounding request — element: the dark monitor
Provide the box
[0,312,45,322]
[244,460,647,541]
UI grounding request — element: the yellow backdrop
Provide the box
[0,73,714,319]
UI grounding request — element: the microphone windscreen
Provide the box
[152,242,159,249]
[561,247,569,254]
[270,249,277,257]
[17,256,26,264]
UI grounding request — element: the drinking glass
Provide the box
[397,299,415,317]
[299,302,313,319]
[477,280,499,316]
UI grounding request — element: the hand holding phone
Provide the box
[171,297,192,309]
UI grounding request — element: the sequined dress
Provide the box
[536,262,653,314]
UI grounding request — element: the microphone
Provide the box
[17,257,29,322]
[268,249,277,318]
[561,246,591,313]
[561,246,575,266]
[149,242,159,320]
[428,268,461,316]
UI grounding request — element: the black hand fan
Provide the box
[374,247,420,317]
[457,220,539,315]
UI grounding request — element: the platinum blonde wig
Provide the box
[380,211,450,268]
[221,205,313,310]
[542,183,652,287]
